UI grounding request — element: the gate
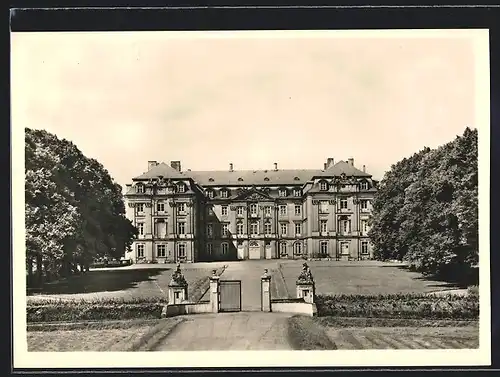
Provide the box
[219,280,241,312]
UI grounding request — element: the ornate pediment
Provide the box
[234,187,273,201]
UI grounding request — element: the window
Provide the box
[361,241,369,255]
[206,243,213,255]
[294,205,301,216]
[221,190,228,198]
[264,177,270,181]
[136,184,144,193]
[279,205,287,216]
[320,181,328,191]
[136,203,144,213]
[177,222,186,235]
[155,220,167,238]
[207,224,213,237]
[295,223,302,236]
[237,222,244,235]
[238,177,244,182]
[177,203,186,214]
[360,199,368,210]
[136,244,145,258]
[156,202,165,213]
[207,191,214,199]
[178,184,185,193]
[279,189,287,197]
[221,223,229,237]
[342,220,351,233]
[250,222,259,235]
[294,189,301,197]
[320,201,329,213]
[361,220,369,234]
[280,243,287,256]
[264,221,272,235]
[320,220,328,233]
[209,178,215,182]
[221,243,228,255]
[178,244,186,258]
[340,242,350,255]
[157,244,166,258]
[294,242,302,255]
[320,241,328,255]
[264,206,271,216]
[221,205,228,216]
[280,223,288,236]
[360,182,369,190]
[340,198,348,209]
[250,204,258,215]
[237,207,244,216]
[136,222,144,236]
[207,207,214,216]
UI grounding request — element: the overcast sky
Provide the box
[12,30,482,188]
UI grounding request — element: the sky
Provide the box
[11,30,483,189]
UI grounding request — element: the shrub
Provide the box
[467,285,479,298]
[315,293,478,320]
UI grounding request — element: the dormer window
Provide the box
[294,189,302,197]
[209,178,215,182]
[136,184,144,193]
[177,183,186,193]
[264,177,270,182]
[238,177,244,182]
[294,177,300,181]
[221,189,228,198]
[207,190,214,199]
[360,181,369,190]
[320,181,328,191]
[279,189,287,197]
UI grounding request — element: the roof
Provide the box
[132,161,371,186]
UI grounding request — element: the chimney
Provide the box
[229,163,234,172]
[323,163,327,170]
[170,160,181,172]
[363,165,366,173]
[274,162,278,171]
[348,158,354,166]
[148,160,158,170]
[326,157,334,169]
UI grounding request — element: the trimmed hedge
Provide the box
[315,293,479,320]
[27,298,168,323]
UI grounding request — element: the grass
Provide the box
[27,318,184,352]
[286,315,338,350]
[316,316,479,328]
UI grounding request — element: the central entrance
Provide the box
[249,240,260,259]
[219,280,242,312]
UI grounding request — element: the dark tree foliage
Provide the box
[368,127,478,277]
[25,128,137,285]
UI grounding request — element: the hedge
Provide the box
[315,293,479,320]
[27,298,168,323]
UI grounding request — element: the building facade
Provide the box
[124,158,377,263]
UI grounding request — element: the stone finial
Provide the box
[169,263,187,286]
[296,262,315,284]
[262,268,271,279]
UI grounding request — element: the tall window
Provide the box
[221,205,228,216]
[295,223,302,236]
[177,203,186,214]
[362,220,369,234]
[156,202,165,212]
[294,189,301,197]
[136,203,144,214]
[264,206,272,216]
[221,243,228,255]
[221,223,229,237]
[320,181,328,191]
[237,207,244,216]
[294,242,302,255]
[361,241,369,255]
[280,242,287,256]
[236,222,244,235]
[264,221,272,235]
[279,205,287,216]
[206,243,213,255]
[178,222,186,235]
[207,223,213,237]
[250,222,259,235]
[221,190,228,198]
[279,189,287,197]
[340,198,348,209]
[320,219,328,233]
[294,205,301,216]
[177,184,185,193]
[157,244,166,258]
[155,220,167,238]
[320,201,329,213]
[342,220,350,234]
[360,199,368,210]
[178,244,186,258]
[136,184,144,193]
[320,241,328,255]
[136,222,144,236]
[250,204,258,215]
[136,244,145,258]
[280,223,288,236]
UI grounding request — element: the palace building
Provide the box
[124,158,377,263]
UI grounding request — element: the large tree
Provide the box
[25,128,137,285]
[368,127,478,277]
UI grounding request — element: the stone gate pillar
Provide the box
[296,262,315,304]
[209,269,220,313]
[261,269,272,312]
[168,263,188,304]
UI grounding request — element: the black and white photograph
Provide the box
[11,28,490,368]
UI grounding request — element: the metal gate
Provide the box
[219,280,241,312]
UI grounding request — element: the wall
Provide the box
[164,301,212,317]
[270,299,318,317]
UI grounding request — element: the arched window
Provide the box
[238,177,244,182]
[294,176,300,181]
[280,242,288,256]
[264,177,270,181]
